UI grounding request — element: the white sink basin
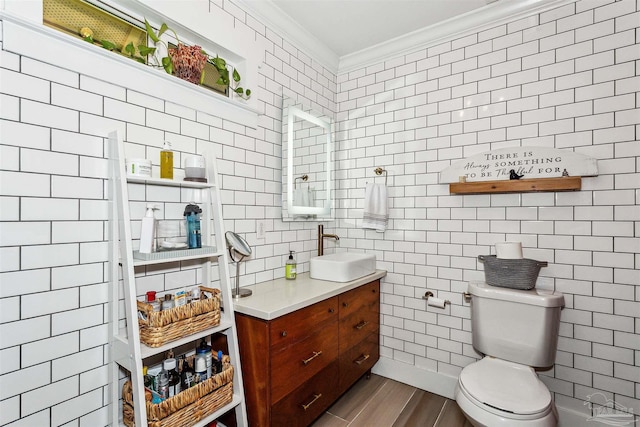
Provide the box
[310,252,376,282]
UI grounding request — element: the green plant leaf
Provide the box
[245,89,251,97]
[232,68,241,83]
[145,19,159,43]
[158,23,169,39]
[83,35,94,43]
[162,56,173,74]
[234,87,243,94]
[211,56,226,70]
[216,67,230,85]
[216,76,225,85]
[134,56,146,64]
[101,40,116,51]
[124,42,135,56]
[138,45,155,56]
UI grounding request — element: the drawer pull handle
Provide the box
[302,351,323,365]
[354,354,370,365]
[355,320,369,330]
[301,393,322,411]
[343,302,349,307]
[328,308,335,313]
[281,331,287,337]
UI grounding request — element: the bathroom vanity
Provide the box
[233,271,386,427]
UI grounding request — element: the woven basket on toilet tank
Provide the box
[478,255,547,290]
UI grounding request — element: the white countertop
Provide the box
[232,271,387,320]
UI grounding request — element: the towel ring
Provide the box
[374,167,387,185]
[294,174,308,189]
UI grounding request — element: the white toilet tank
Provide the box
[469,282,564,367]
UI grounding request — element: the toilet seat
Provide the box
[458,357,552,417]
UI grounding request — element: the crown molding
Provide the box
[338,0,573,74]
[235,0,572,76]
[233,0,340,73]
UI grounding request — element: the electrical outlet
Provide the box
[256,220,266,240]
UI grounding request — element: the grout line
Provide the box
[432,399,450,427]
[347,378,398,426]
[392,388,418,425]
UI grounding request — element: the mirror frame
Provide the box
[285,104,333,217]
[225,231,252,257]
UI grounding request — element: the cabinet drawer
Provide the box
[339,280,379,319]
[271,322,339,404]
[339,331,379,392]
[339,306,379,353]
[270,297,338,351]
[271,361,339,427]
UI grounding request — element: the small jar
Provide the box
[162,294,175,311]
[146,291,161,312]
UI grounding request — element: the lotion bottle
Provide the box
[139,204,158,254]
[160,141,173,179]
[285,250,297,280]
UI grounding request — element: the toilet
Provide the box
[455,282,564,427]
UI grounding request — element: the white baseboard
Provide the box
[371,356,617,427]
[371,356,458,399]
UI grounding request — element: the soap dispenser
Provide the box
[285,250,297,280]
[139,204,159,254]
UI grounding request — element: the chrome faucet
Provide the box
[318,224,339,256]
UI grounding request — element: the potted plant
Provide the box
[143,20,251,98]
[80,27,147,64]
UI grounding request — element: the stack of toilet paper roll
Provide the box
[495,242,523,259]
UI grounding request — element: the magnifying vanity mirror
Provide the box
[225,231,252,298]
[281,98,334,221]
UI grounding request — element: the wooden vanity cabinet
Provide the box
[235,280,380,427]
[338,280,380,391]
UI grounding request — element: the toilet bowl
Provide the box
[454,283,564,427]
[454,357,558,427]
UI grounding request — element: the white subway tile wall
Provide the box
[0,0,638,425]
[0,0,335,424]
[334,0,638,421]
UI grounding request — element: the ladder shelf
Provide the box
[108,130,248,427]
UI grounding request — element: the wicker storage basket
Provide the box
[478,255,547,290]
[137,287,220,348]
[123,355,234,427]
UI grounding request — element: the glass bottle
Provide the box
[162,294,175,311]
[164,357,181,397]
[157,365,169,401]
[160,141,173,179]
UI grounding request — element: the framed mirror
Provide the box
[281,98,334,221]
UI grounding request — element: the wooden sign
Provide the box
[439,146,598,184]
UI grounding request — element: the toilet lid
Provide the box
[459,357,552,415]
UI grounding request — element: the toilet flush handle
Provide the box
[463,292,472,303]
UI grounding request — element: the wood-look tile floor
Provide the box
[311,374,473,427]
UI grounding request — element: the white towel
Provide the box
[293,188,316,219]
[293,188,314,207]
[362,182,388,233]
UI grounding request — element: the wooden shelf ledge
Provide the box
[449,176,582,194]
